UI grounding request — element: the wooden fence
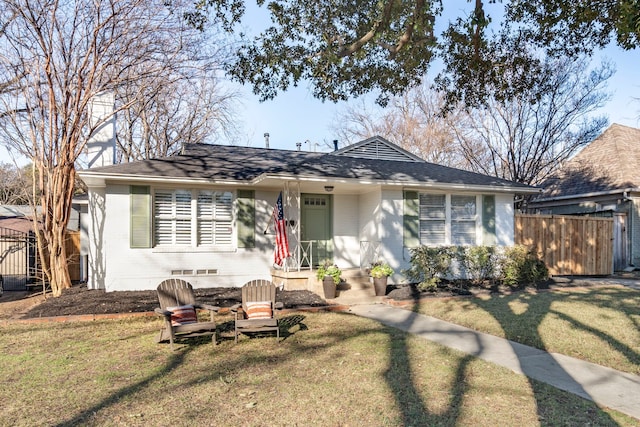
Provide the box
[65,231,81,282]
[34,230,81,284]
[514,214,613,276]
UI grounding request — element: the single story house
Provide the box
[78,136,538,292]
[527,123,640,270]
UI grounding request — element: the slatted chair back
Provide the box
[157,278,197,309]
[241,279,277,314]
[155,278,220,350]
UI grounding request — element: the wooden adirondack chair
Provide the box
[155,278,220,350]
[231,279,283,343]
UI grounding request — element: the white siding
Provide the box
[495,193,515,246]
[100,185,275,292]
[87,187,106,290]
[358,189,380,242]
[333,194,359,268]
[380,189,406,283]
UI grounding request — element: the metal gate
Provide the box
[0,227,36,291]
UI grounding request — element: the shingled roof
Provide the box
[539,124,640,198]
[80,140,536,192]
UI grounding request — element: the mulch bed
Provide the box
[21,285,329,319]
[13,275,620,319]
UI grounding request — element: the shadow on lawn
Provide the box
[53,287,635,425]
[53,314,309,426]
[379,285,631,424]
[464,286,638,423]
[381,296,474,425]
[55,345,193,427]
[383,320,473,424]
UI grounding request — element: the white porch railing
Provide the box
[359,240,381,270]
[283,239,382,272]
[284,240,316,272]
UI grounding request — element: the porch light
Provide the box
[324,185,334,192]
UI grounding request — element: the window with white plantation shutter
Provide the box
[197,191,233,245]
[154,189,234,248]
[154,190,192,246]
[419,194,446,245]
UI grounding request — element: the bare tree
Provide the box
[111,21,239,163]
[0,0,233,296]
[453,58,613,186]
[115,74,238,162]
[0,163,33,205]
[334,85,471,168]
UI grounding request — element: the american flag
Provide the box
[272,192,291,266]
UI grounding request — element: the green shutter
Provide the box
[237,190,255,248]
[403,190,420,248]
[130,186,151,248]
[482,195,496,245]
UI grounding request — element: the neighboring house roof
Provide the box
[0,217,37,233]
[79,136,537,193]
[536,124,640,201]
[0,205,39,233]
[0,204,81,232]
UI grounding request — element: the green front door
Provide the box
[301,193,333,266]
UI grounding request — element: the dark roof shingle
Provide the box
[81,142,534,191]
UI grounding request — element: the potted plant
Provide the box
[369,261,394,296]
[316,260,341,299]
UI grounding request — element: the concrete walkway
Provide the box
[349,304,640,420]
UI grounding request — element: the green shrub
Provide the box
[405,246,455,291]
[457,246,497,286]
[498,245,549,287]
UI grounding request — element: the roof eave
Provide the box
[79,170,539,194]
[78,171,246,187]
[263,173,539,194]
[400,181,540,194]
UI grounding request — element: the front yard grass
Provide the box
[413,284,640,376]
[1,302,638,426]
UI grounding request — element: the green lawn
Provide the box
[413,285,640,376]
[1,297,638,426]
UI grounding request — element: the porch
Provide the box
[270,267,386,304]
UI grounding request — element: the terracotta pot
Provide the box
[373,276,388,296]
[322,276,336,299]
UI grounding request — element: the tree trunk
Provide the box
[47,225,71,297]
[39,163,76,297]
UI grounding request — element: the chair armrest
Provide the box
[274,302,284,310]
[230,303,241,313]
[194,303,220,312]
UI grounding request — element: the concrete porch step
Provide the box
[330,276,388,305]
[328,288,386,305]
[272,267,387,304]
[339,268,371,290]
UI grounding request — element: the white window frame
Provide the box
[153,188,234,251]
[418,193,480,246]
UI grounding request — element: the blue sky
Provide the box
[230,44,639,153]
